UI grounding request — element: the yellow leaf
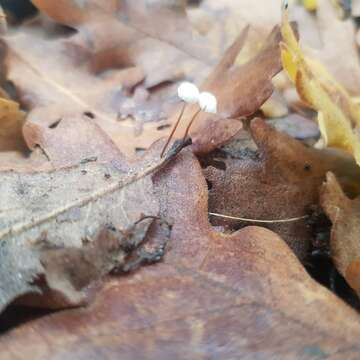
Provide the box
[303,0,317,11]
[281,6,360,166]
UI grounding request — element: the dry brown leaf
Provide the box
[1,149,360,359]
[24,114,128,168]
[282,5,360,167]
[0,0,215,157]
[321,172,360,297]
[190,0,315,65]
[309,0,360,94]
[191,0,283,57]
[0,138,185,313]
[166,24,288,155]
[203,118,360,259]
[3,15,286,160]
[31,0,213,86]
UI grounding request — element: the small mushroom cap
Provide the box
[177,82,199,104]
[199,92,217,113]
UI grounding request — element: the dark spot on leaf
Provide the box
[49,119,62,129]
[157,124,171,131]
[80,156,97,164]
[83,111,95,119]
[135,147,146,154]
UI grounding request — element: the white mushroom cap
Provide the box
[177,82,200,104]
[198,92,217,113]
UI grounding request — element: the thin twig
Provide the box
[161,102,186,158]
[209,212,308,224]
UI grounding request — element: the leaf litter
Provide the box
[1,0,360,359]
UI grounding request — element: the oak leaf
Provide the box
[0,136,184,313]
[321,172,360,298]
[0,0,213,157]
[166,24,289,155]
[203,118,360,259]
[1,149,360,359]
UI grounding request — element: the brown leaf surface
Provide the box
[0,138,184,313]
[203,118,360,259]
[0,2,289,162]
[0,97,26,152]
[166,24,288,155]
[310,0,360,94]
[1,0,214,157]
[1,150,360,359]
[24,114,128,168]
[321,172,360,297]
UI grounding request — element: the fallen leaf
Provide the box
[166,24,289,155]
[203,118,360,259]
[24,113,128,168]
[281,5,360,166]
[1,149,360,359]
[1,0,214,157]
[0,138,185,313]
[310,0,360,95]
[321,172,360,297]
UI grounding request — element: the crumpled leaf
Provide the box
[1,150,360,359]
[281,5,360,166]
[321,172,360,297]
[31,0,213,86]
[0,136,184,313]
[0,0,214,157]
[203,118,360,259]
[166,24,289,155]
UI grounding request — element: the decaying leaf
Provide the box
[166,23,290,155]
[203,118,360,259]
[321,172,360,297]
[0,0,214,157]
[31,0,213,86]
[1,150,360,359]
[24,113,128,168]
[281,5,360,166]
[0,138,185,313]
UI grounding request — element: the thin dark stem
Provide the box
[182,107,201,143]
[160,101,186,158]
